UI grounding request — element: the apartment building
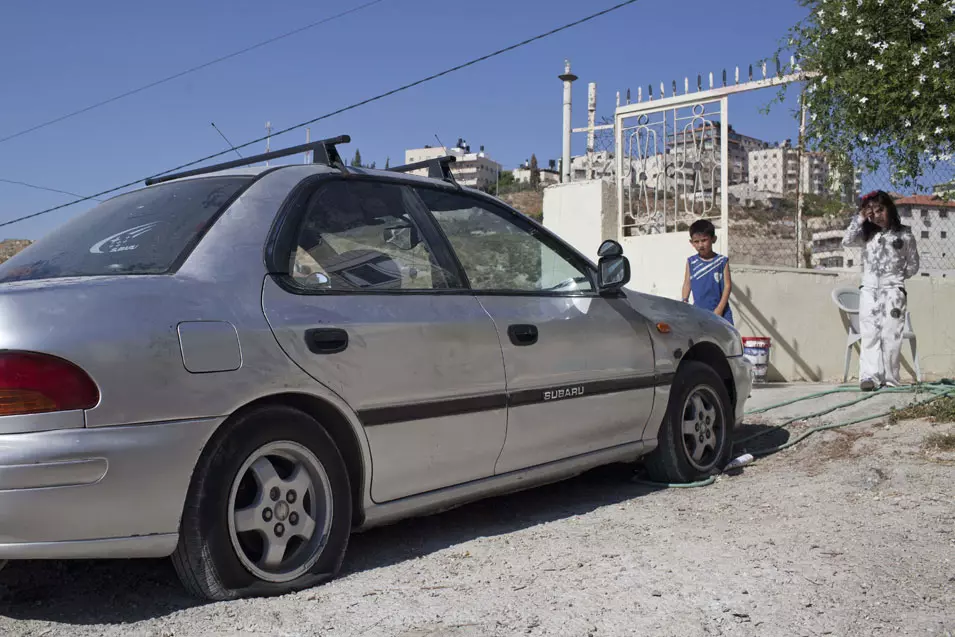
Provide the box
[895,194,955,278]
[810,193,955,277]
[513,158,560,186]
[667,123,771,185]
[749,143,831,196]
[404,139,502,191]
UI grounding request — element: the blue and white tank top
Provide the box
[688,253,729,313]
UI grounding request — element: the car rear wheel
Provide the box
[172,405,352,600]
[644,361,733,483]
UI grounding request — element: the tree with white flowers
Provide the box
[780,0,955,186]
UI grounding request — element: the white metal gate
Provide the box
[612,64,811,257]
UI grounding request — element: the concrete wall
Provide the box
[621,232,727,300]
[542,180,955,383]
[730,266,955,383]
[542,180,617,263]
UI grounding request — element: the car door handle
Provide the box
[507,324,539,346]
[304,328,349,354]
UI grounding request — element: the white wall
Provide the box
[730,266,955,382]
[543,178,955,381]
[542,180,617,263]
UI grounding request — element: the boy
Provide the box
[681,219,734,325]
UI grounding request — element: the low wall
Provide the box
[621,232,727,300]
[541,179,955,382]
[542,180,617,263]
[730,266,955,383]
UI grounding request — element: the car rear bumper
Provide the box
[727,355,754,425]
[0,417,221,560]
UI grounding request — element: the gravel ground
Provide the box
[2,387,954,637]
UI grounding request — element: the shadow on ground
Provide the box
[732,421,792,455]
[0,463,664,626]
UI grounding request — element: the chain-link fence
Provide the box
[588,80,955,277]
[798,161,955,278]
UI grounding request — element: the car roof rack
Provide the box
[145,135,351,186]
[387,156,458,186]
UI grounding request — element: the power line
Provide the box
[0,0,641,230]
[211,122,243,158]
[0,178,103,202]
[0,0,390,146]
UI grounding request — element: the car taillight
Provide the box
[0,352,99,417]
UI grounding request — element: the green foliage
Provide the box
[529,154,541,189]
[352,149,362,167]
[498,170,517,190]
[889,394,955,424]
[775,0,955,187]
[477,170,518,195]
[802,193,853,217]
[439,219,542,289]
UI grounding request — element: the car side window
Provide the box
[289,180,454,291]
[414,188,594,293]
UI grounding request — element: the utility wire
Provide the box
[211,122,243,158]
[0,0,641,230]
[0,178,103,202]
[0,0,390,146]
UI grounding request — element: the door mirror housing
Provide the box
[596,240,630,293]
[597,239,624,259]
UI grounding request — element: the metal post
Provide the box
[559,60,578,183]
[615,111,625,237]
[796,91,807,268]
[720,97,730,257]
[305,128,311,164]
[265,121,272,167]
[587,82,597,180]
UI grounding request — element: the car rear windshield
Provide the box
[0,175,254,283]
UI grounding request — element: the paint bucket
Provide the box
[742,337,771,383]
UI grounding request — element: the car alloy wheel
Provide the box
[227,441,334,583]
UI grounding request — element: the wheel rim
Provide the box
[227,441,334,583]
[679,385,725,472]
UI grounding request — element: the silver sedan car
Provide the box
[0,137,752,600]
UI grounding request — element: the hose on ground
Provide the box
[634,381,955,489]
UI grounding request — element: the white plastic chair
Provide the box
[830,287,921,383]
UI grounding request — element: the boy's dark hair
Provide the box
[858,190,902,241]
[689,219,716,238]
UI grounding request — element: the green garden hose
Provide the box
[633,380,955,489]
[739,382,955,458]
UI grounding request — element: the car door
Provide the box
[261,176,507,503]
[413,186,658,475]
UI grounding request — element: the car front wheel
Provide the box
[172,405,352,600]
[645,361,733,483]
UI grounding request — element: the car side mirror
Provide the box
[597,239,623,258]
[596,240,630,293]
[384,224,420,251]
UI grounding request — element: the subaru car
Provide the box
[0,136,752,600]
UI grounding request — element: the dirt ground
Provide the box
[1,385,953,637]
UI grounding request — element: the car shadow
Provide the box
[732,421,792,455]
[0,463,665,625]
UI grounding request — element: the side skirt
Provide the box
[356,439,655,531]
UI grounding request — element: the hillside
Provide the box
[499,190,544,221]
[0,239,32,264]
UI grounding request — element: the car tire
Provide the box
[644,361,733,483]
[172,405,352,601]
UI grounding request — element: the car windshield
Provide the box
[0,175,254,283]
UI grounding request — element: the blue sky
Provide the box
[0,0,810,240]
